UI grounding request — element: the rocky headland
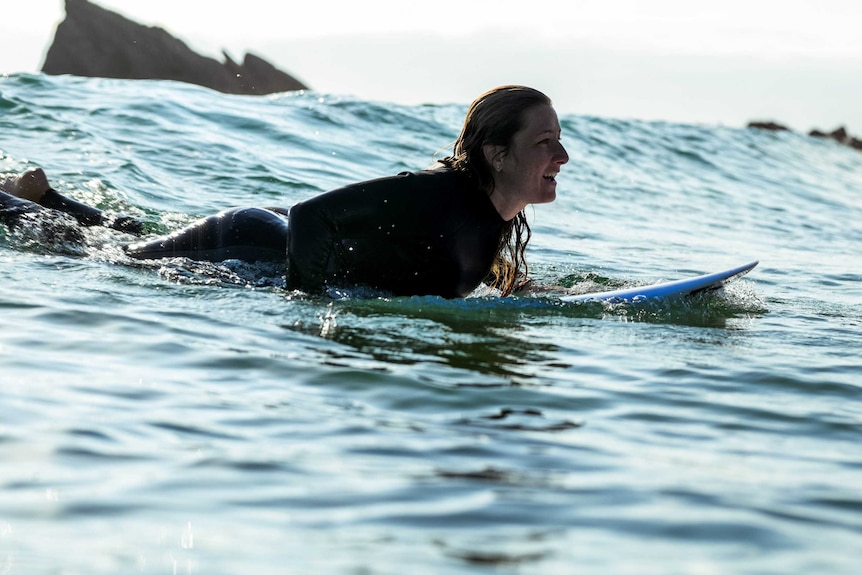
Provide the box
[41,0,307,95]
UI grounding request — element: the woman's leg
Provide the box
[0,188,46,226]
[3,168,289,264]
[1,168,143,235]
[124,207,289,263]
[0,168,49,202]
[1,187,88,247]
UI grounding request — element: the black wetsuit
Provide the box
[286,166,506,297]
[2,166,507,298]
[0,188,143,234]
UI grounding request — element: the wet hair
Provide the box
[441,85,553,296]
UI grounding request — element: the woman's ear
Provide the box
[483,144,506,172]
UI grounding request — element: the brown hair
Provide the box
[441,85,552,296]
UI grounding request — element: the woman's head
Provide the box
[447,85,555,193]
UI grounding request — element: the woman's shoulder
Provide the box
[413,163,475,189]
[344,163,469,190]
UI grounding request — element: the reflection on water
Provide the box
[280,283,766,385]
[287,296,567,383]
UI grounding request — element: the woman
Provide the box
[0,85,569,297]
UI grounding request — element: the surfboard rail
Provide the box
[560,260,759,303]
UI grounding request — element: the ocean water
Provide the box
[1,73,860,574]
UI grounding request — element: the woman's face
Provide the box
[496,104,569,205]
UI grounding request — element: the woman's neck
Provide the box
[489,185,525,221]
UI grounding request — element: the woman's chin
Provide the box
[539,188,557,204]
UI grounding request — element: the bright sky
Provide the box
[3,0,862,132]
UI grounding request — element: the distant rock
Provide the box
[807,125,862,151]
[42,0,308,95]
[810,126,848,142]
[748,120,861,153]
[747,121,791,131]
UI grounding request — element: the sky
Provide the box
[2,0,862,133]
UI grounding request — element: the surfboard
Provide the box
[560,260,759,303]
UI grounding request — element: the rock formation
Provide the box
[42,0,307,95]
[808,127,862,151]
[748,121,862,152]
[747,121,790,132]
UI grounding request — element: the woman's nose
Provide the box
[555,141,569,165]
